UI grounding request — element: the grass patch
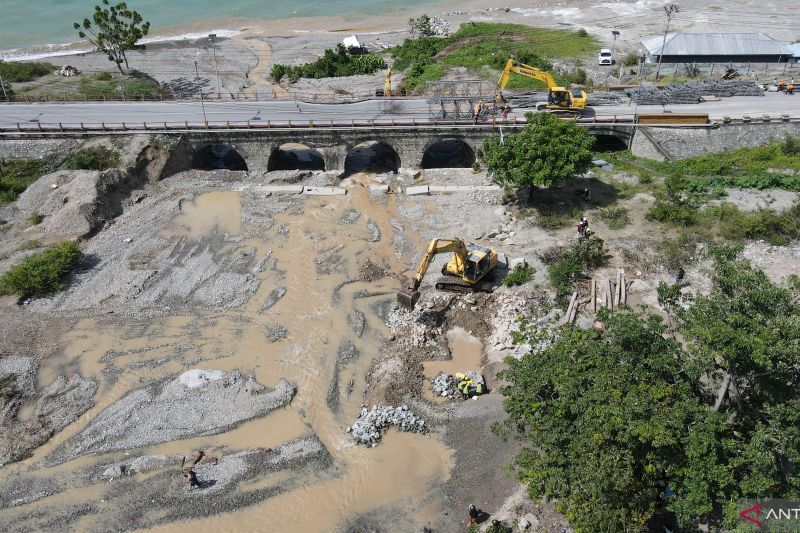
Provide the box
[503,264,535,287]
[17,240,43,251]
[0,159,48,204]
[28,212,44,225]
[539,237,607,300]
[77,71,162,99]
[0,241,81,298]
[64,147,119,171]
[0,60,55,82]
[595,206,630,229]
[391,23,598,94]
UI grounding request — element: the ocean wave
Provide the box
[0,28,242,62]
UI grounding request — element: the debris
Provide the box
[347,404,427,446]
[431,372,458,398]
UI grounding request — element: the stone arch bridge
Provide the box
[167,124,634,173]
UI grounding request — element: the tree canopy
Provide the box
[74,0,150,74]
[498,250,800,531]
[480,112,594,188]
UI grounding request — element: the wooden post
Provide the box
[565,291,578,324]
[615,270,623,307]
[606,279,614,310]
[621,273,627,306]
[591,279,597,313]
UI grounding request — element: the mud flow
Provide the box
[0,185,456,532]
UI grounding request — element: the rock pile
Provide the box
[431,372,457,398]
[429,17,452,36]
[346,404,427,446]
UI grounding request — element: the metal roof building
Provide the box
[641,33,791,63]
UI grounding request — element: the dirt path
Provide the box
[232,33,289,99]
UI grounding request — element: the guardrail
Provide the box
[0,115,640,133]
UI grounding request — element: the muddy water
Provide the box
[7,187,454,532]
[164,191,241,238]
[423,327,484,377]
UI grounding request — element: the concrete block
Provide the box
[428,185,502,193]
[246,185,303,194]
[303,186,347,196]
[369,184,390,194]
[405,185,430,196]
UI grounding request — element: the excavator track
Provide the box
[434,276,494,294]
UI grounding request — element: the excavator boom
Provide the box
[498,59,558,92]
[397,238,468,309]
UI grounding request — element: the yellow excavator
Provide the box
[497,59,588,117]
[397,238,498,310]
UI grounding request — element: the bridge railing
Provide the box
[0,114,794,134]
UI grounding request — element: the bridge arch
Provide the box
[344,140,401,175]
[421,138,476,169]
[268,143,325,171]
[591,134,629,152]
[192,144,248,171]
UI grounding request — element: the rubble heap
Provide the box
[346,404,427,446]
[431,372,457,398]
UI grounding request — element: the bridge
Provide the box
[0,94,797,169]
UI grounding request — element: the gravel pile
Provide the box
[46,370,295,465]
[346,405,427,446]
[431,372,457,398]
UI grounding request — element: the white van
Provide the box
[598,49,613,65]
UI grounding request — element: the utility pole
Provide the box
[0,75,7,100]
[606,30,620,90]
[208,34,221,96]
[655,4,679,81]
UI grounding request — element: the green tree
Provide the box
[499,250,800,531]
[408,14,434,37]
[481,112,593,187]
[498,311,706,532]
[74,0,150,74]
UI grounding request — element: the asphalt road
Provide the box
[0,93,796,129]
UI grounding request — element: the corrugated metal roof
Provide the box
[788,43,800,58]
[641,33,790,56]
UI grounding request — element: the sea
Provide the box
[0,0,437,59]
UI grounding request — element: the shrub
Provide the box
[577,28,589,37]
[270,64,287,83]
[64,146,119,171]
[504,264,535,287]
[622,52,639,66]
[0,241,81,298]
[28,212,44,225]
[595,206,630,229]
[780,135,800,156]
[409,14,434,37]
[537,212,571,231]
[0,60,55,82]
[93,71,113,81]
[0,159,47,204]
[542,237,608,299]
[271,44,386,81]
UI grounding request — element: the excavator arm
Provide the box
[398,238,468,309]
[497,59,558,92]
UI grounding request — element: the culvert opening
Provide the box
[592,135,628,152]
[268,143,325,171]
[421,138,475,169]
[344,141,400,175]
[192,144,248,171]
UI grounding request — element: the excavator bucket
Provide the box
[397,287,420,310]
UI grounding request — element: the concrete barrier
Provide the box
[428,185,501,193]
[405,185,430,196]
[303,186,347,196]
[236,185,304,194]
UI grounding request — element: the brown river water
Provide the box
[5,186,464,531]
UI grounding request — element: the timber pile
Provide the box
[562,270,628,324]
